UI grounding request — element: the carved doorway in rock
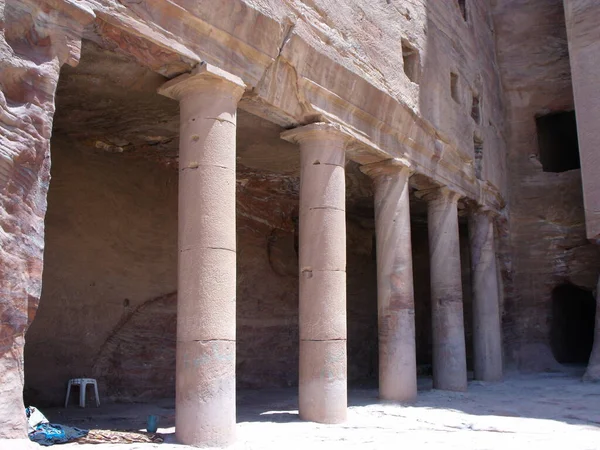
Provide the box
[23,40,180,406]
[550,283,596,365]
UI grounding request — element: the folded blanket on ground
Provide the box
[26,406,89,446]
[29,423,89,446]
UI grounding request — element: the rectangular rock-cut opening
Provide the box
[474,135,483,180]
[535,110,580,173]
[402,39,420,84]
[458,0,468,21]
[450,73,460,103]
[471,92,481,124]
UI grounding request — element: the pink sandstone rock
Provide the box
[0,0,92,438]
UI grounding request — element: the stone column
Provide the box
[361,159,417,402]
[426,187,467,391]
[0,0,93,440]
[281,123,348,424]
[563,0,600,384]
[563,0,600,241]
[158,63,245,447]
[584,275,600,381]
[468,207,503,381]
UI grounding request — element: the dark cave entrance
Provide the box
[550,283,596,365]
[535,111,580,173]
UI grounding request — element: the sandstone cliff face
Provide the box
[0,0,93,438]
[491,0,600,370]
[2,0,514,438]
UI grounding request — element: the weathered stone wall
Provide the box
[24,135,178,404]
[491,0,600,370]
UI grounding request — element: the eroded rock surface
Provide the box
[0,0,92,438]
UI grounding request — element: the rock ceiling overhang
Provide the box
[79,0,504,212]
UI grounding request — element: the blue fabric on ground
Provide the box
[29,423,88,446]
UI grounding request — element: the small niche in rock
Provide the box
[535,110,580,173]
[550,283,596,365]
[458,0,467,21]
[450,73,460,103]
[471,92,481,124]
[401,39,420,84]
[473,136,483,180]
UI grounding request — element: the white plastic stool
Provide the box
[65,378,100,408]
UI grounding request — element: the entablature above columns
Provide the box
[84,0,506,214]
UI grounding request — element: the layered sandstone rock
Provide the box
[0,0,92,438]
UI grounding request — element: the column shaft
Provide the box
[427,189,467,391]
[469,210,503,381]
[584,276,600,381]
[373,169,417,402]
[284,124,348,424]
[159,64,245,447]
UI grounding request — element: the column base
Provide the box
[176,340,236,447]
[299,340,347,424]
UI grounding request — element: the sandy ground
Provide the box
[9,370,600,450]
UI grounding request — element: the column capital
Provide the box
[415,186,461,204]
[359,157,414,179]
[470,204,500,219]
[281,122,354,147]
[158,62,246,102]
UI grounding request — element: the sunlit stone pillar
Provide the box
[426,187,467,391]
[281,123,348,424]
[158,62,245,447]
[361,159,417,402]
[469,207,503,382]
[584,275,600,381]
[563,0,600,241]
